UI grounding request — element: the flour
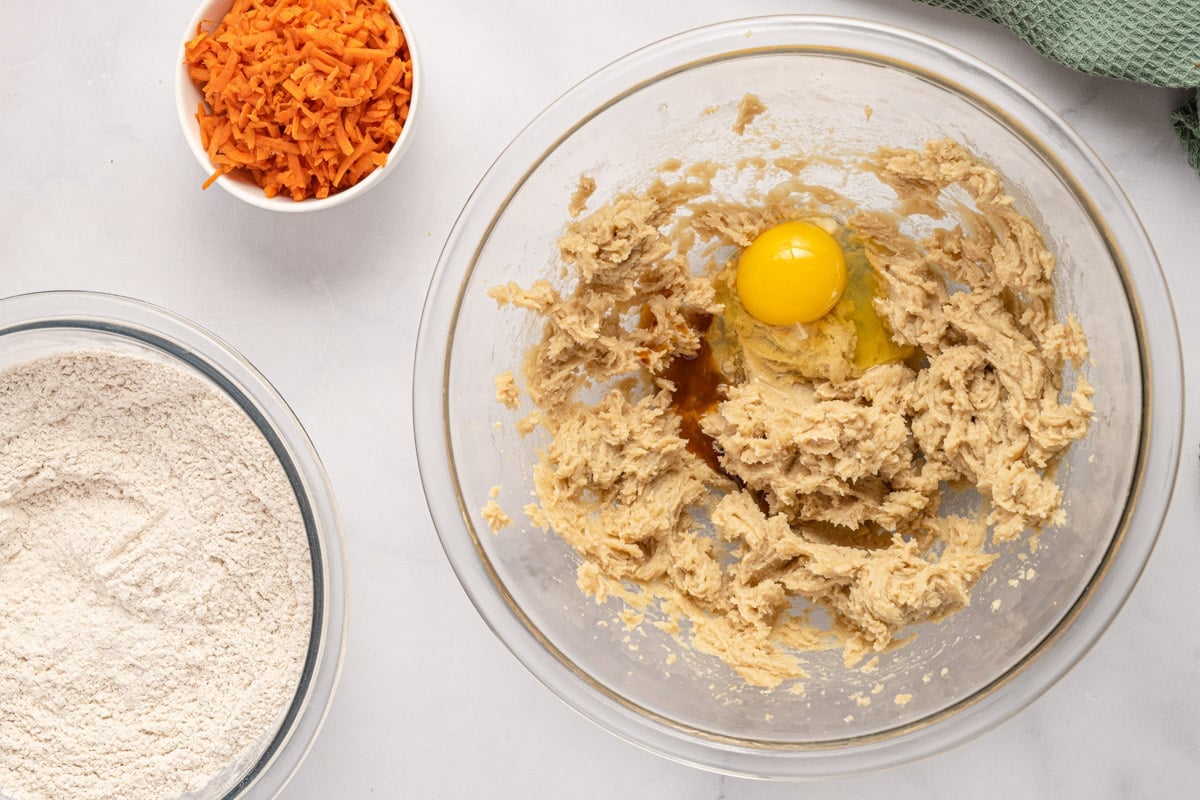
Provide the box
[0,349,314,800]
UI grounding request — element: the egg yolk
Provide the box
[736,220,847,326]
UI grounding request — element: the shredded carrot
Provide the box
[184,0,413,201]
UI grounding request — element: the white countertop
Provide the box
[3,1,1197,796]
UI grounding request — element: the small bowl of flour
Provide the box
[0,291,347,800]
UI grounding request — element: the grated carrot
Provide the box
[184,0,413,201]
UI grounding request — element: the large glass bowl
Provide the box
[0,291,348,799]
[414,16,1182,777]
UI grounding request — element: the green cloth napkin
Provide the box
[917,0,1200,171]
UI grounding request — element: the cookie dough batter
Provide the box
[489,139,1093,688]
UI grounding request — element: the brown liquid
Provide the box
[663,316,727,476]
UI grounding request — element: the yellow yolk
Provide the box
[736,220,847,326]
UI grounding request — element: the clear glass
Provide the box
[414,16,1183,778]
[0,291,348,799]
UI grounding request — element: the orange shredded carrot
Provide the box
[184,0,413,201]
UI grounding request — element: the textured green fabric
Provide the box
[918,0,1200,171]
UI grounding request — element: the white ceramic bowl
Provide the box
[175,0,421,212]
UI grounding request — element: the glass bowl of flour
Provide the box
[0,291,347,800]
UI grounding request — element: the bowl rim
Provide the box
[413,14,1184,779]
[0,290,350,799]
[175,0,422,213]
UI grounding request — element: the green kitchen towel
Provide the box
[917,0,1200,171]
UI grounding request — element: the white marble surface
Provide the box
[2,0,1197,797]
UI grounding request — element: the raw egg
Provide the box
[839,235,916,371]
[736,220,847,326]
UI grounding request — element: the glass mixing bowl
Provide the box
[0,291,348,799]
[414,16,1182,777]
